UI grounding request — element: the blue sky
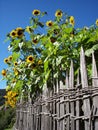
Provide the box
[0,0,98,89]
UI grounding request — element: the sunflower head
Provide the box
[69,16,75,26]
[4,58,9,64]
[11,91,17,97]
[32,9,40,16]
[10,30,17,38]
[55,10,63,17]
[32,38,38,44]
[50,37,56,43]
[16,27,24,38]
[26,55,34,63]
[96,19,98,26]
[8,55,13,62]
[14,62,18,66]
[1,69,7,76]
[46,21,53,27]
[25,26,33,33]
[4,90,18,108]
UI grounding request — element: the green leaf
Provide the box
[56,56,63,66]
[44,60,49,72]
[44,70,51,83]
[64,27,73,34]
[14,80,23,92]
[85,48,93,57]
[85,44,98,57]
[12,52,20,62]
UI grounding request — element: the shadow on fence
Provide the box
[14,47,98,130]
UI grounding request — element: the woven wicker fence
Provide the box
[14,47,98,130]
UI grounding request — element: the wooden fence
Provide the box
[14,47,98,130]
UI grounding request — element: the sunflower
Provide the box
[26,55,34,63]
[16,27,24,38]
[10,30,17,38]
[7,90,12,96]
[46,21,53,27]
[4,58,9,64]
[55,10,63,17]
[96,19,98,26]
[69,16,75,26]
[8,55,12,62]
[32,9,40,16]
[25,26,33,33]
[4,90,18,108]
[32,38,38,44]
[1,69,7,76]
[11,91,17,97]
[14,62,18,66]
[50,37,56,43]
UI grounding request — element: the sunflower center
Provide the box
[49,23,52,26]
[50,37,56,43]
[17,30,23,36]
[58,12,61,15]
[29,57,33,61]
[12,32,16,36]
[5,59,8,62]
[33,39,38,43]
[15,62,18,65]
[71,20,74,23]
[29,28,32,32]
[34,11,39,15]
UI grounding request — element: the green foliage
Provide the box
[0,89,6,106]
[0,107,15,130]
[2,10,98,103]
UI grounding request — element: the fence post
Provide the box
[80,46,90,130]
[18,96,23,130]
[69,60,75,130]
[15,105,20,129]
[76,69,80,130]
[92,52,98,130]
[41,85,50,130]
[66,69,69,89]
[65,69,70,130]
[59,81,65,130]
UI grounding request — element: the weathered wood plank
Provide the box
[18,98,23,130]
[76,70,80,130]
[66,98,70,130]
[53,97,56,130]
[69,60,75,130]
[92,52,98,87]
[80,46,90,130]
[66,69,69,89]
[56,97,60,130]
[69,60,74,88]
[92,52,98,130]
[80,46,88,88]
[59,88,65,130]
